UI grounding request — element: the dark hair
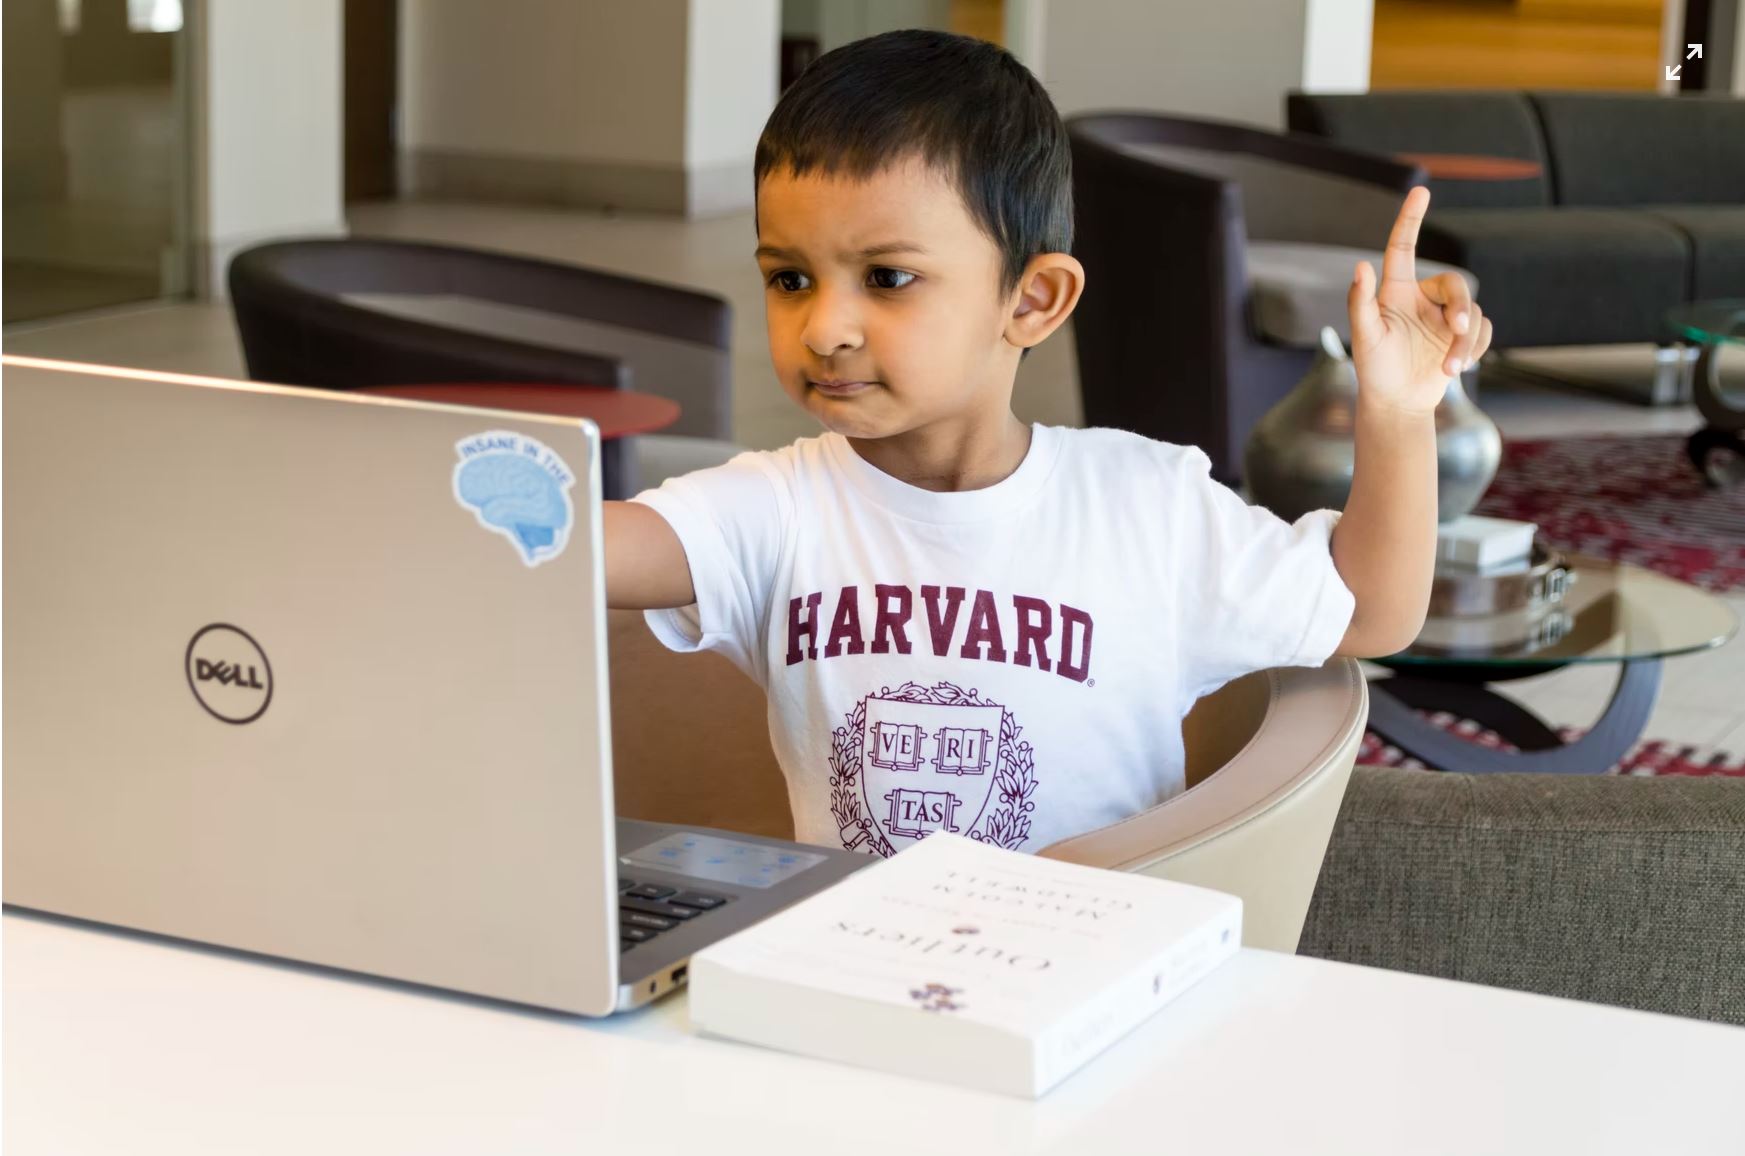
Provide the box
[754,29,1072,294]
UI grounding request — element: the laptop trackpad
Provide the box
[621,832,829,891]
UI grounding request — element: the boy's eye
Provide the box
[765,268,914,292]
[867,267,916,291]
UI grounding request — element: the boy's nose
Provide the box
[800,288,863,357]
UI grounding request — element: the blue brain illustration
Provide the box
[456,453,569,563]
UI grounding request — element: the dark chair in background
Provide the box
[227,238,743,497]
[1067,112,1472,482]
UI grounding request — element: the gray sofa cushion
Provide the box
[1300,766,1745,1026]
[1285,91,1553,210]
[1246,241,1478,347]
[1421,208,1692,347]
[1643,205,1745,302]
[1530,91,1745,207]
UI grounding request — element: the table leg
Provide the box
[1686,425,1745,488]
[1691,340,1745,434]
[1367,659,1662,774]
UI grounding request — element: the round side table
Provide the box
[1368,556,1737,774]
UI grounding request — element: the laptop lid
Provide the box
[2,356,622,1015]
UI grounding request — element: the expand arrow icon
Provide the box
[1688,43,1704,59]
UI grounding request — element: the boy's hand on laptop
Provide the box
[1345,185,1492,417]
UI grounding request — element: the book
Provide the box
[686,832,1242,1099]
[1435,515,1537,570]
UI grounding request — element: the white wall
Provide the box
[815,0,953,53]
[1004,0,1047,74]
[191,0,345,298]
[684,0,780,213]
[1302,0,1373,94]
[1033,0,1370,129]
[400,0,687,167]
[400,0,775,215]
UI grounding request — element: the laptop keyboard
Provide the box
[618,877,732,952]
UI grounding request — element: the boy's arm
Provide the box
[1330,404,1438,657]
[1332,185,1493,659]
[602,500,696,610]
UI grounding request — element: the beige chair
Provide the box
[608,609,1368,953]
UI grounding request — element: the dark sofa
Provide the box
[1286,91,1745,351]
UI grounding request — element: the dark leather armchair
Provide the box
[227,238,736,497]
[1067,112,1438,481]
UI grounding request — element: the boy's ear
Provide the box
[1005,253,1085,350]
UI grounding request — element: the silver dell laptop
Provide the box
[1,355,866,1016]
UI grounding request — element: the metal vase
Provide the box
[1244,326,1502,523]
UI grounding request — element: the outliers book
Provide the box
[687,832,1242,1098]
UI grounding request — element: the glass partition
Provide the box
[4,0,190,323]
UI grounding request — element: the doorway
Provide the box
[344,0,398,203]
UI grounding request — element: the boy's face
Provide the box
[754,157,1022,442]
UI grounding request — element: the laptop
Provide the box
[1,355,869,1016]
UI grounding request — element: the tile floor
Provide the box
[5,197,1742,761]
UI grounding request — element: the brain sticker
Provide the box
[453,430,577,566]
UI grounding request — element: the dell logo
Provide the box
[194,659,265,689]
[186,624,273,725]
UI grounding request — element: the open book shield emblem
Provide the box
[857,695,1004,852]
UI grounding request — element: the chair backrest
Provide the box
[227,238,732,440]
[1285,90,1553,210]
[609,609,793,841]
[1042,660,1365,951]
[606,607,1366,951]
[1072,112,1419,249]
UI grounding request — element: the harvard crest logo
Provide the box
[828,681,1039,857]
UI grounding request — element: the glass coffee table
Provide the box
[1667,298,1745,487]
[1368,555,1737,774]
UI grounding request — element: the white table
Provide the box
[6,909,1743,1155]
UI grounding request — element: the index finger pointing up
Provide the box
[1382,185,1431,286]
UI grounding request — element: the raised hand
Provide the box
[1346,186,1493,416]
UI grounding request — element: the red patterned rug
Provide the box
[1359,719,1745,777]
[1359,433,1745,776]
[1469,433,1745,593]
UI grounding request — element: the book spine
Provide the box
[1032,905,1242,1095]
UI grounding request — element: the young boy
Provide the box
[602,30,1490,859]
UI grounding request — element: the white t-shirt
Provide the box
[628,423,1354,859]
